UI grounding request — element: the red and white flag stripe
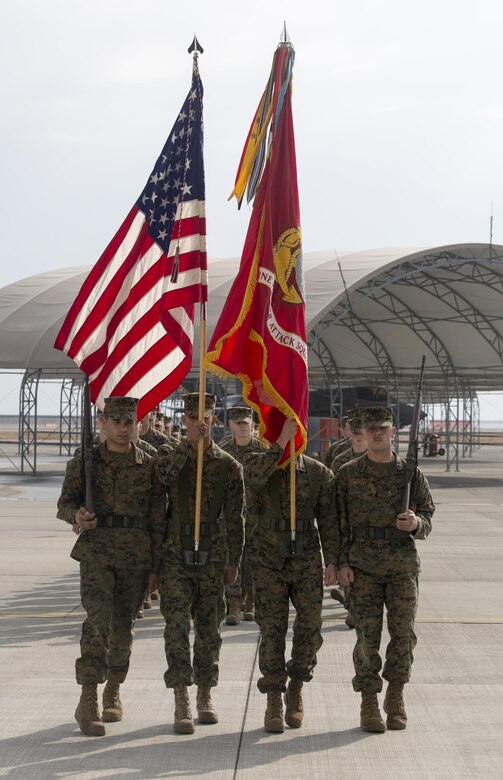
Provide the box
[55,200,207,419]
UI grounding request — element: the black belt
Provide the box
[168,521,219,537]
[351,526,412,541]
[167,513,219,537]
[97,514,149,529]
[259,517,313,532]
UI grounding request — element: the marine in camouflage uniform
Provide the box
[131,421,164,613]
[57,397,166,737]
[329,409,368,625]
[244,417,338,732]
[324,416,352,467]
[137,415,172,611]
[336,406,434,733]
[329,413,366,475]
[163,415,174,440]
[139,412,170,449]
[156,393,245,734]
[219,405,264,625]
[135,437,159,458]
[154,410,166,433]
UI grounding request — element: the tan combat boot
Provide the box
[196,686,218,724]
[383,683,407,729]
[143,591,152,609]
[345,611,355,629]
[75,684,106,736]
[102,681,123,722]
[360,692,385,733]
[284,678,304,728]
[151,588,160,601]
[330,588,345,604]
[243,592,255,621]
[225,596,241,626]
[173,684,195,734]
[264,690,285,733]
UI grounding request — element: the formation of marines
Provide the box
[57,392,434,738]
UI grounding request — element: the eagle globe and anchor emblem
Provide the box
[273,227,305,304]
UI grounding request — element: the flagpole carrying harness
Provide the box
[167,451,232,540]
[260,456,320,533]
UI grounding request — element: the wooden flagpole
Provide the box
[193,302,207,563]
[185,35,206,565]
[289,437,296,554]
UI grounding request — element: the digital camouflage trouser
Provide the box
[349,567,418,693]
[77,561,148,685]
[160,555,226,688]
[225,543,254,601]
[253,554,323,693]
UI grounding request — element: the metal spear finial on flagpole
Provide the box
[188,35,204,56]
[279,21,293,52]
[188,35,204,76]
[280,21,291,45]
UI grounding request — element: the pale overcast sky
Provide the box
[2,0,503,289]
[1,0,502,418]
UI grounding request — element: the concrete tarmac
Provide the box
[0,447,502,779]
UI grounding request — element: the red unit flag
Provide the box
[205,43,308,463]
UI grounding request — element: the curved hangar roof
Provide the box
[1,243,502,394]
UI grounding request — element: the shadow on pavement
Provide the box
[0,722,369,779]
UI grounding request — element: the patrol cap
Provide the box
[103,397,139,421]
[155,411,164,420]
[228,405,253,422]
[347,409,364,433]
[183,392,216,418]
[361,406,394,428]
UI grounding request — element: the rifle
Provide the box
[82,379,94,513]
[401,356,426,513]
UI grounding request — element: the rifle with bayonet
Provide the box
[401,356,426,513]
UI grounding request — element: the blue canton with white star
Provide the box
[136,71,205,254]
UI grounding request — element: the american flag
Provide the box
[54,64,207,420]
